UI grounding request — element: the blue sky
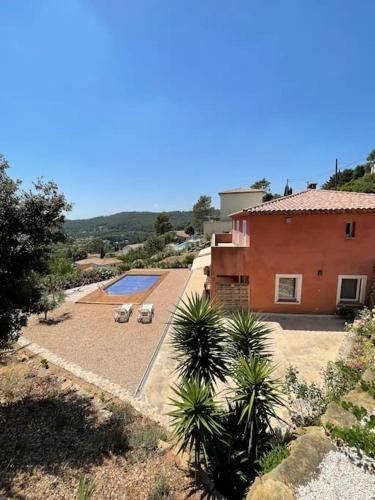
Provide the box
[1,0,375,218]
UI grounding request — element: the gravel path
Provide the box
[296,450,375,500]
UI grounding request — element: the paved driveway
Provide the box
[265,315,347,383]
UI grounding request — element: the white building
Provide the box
[203,188,265,237]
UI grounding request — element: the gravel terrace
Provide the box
[296,450,375,500]
[22,269,190,394]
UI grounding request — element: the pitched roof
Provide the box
[75,257,122,265]
[238,189,375,215]
[219,187,265,195]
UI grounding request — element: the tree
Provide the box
[100,246,105,259]
[192,195,212,233]
[154,212,173,235]
[0,155,71,347]
[37,284,65,321]
[340,173,375,193]
[250,178,270,192]
[185,223,195,236]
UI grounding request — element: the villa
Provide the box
[203,187,265,237]
[210,189,375,314]
[74,256,122,271]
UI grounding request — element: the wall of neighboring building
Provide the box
[220,192,264,219]
[203,220,232,237]
[211,212,375,314]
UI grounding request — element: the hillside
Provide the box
[64,210,219,243]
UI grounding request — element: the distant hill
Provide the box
[64,210,219,243]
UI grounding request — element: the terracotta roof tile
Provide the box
[241,190,375,215]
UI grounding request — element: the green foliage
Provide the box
[192,195,213,233]
[77,475,96,500]
[250,178,270,192]
[327,423,375,457]
[226,310,272,363]
[105,401,136,426]
[48,255,74,276]
[0,155,71,346]
[171,294,228,386]
[40,358,49,369]
[148,474,173,500]
[339,400,368,421]
[232,357,285,460]
[258,445,290,475]
[323,360,362,399]
[169,377,223,465]
[128,421,167,461]
[36,278,65,321]
[284,366,327,426]
[155,212,173,235]
[361,380,375,399]
[341,173,375,193]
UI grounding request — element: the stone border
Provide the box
[17,337,170,428]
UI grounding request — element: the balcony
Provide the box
[211,232,234,247]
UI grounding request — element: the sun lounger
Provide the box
[114,303,133,323]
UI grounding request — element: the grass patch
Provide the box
[77,475,96,500]
[148,473,174,500]
[361,380,375,399]
[258,445,290,475]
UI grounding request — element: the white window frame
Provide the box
[242,220,247,246]
[275,274,302,304]
[235,220,240,244]
[336,275,367,305]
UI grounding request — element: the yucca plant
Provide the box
[231,356,285,464]
[168,377,224,465]
[77,475,96,500]
[170,293,228,387]
[226,310,272,363]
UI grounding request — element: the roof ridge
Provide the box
[244,190,309,212]
[319,189,375,196]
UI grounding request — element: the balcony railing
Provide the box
[211,232,233,247]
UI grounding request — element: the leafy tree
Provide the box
[48,255,74,276]
[155,212,173,235]
[340,173,375,193]
[192,195,212,233]
[100,246,105,259]
[170,294,228,387]
[37,286,65,321]
[367,148,375,162]
[250,178,270,192]
[185,223,195,236]
[71,248,88,262]
[0,155,71,347]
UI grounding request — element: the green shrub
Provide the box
[327,423,375,457]
[106,400,136,425]
[361,380,375,399]
[77,475,96,500]
[40,358,49,369]
[323,360,362,399]
[339,400,367,421]
[258,445,290,474]
[128,421,167,461]
[148,474,174,500]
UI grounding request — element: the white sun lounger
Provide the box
[137,304,154,324]
[114,303,133,323]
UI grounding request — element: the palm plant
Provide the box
[231,356,285,464]
[226,310,272,363]
[169,377,224,465]
[170,293,228,387]
[77,475,96,500]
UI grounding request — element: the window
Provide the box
[275,274,302,304]
[242,220,247,246]
[235,220,240,244]
[337,275,367,304]
[345,221,356,239]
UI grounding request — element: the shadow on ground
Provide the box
[264,314,346,332]
[0,388,126,497]
[38,312,72,326]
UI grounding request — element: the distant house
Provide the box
[75,257,122,272]
[210,189,375,314]
[203,188,265,237]
[116,243,144,255]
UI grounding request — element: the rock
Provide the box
[362,368,375,384]
[173,446,191,472]
[247,478,294,500]
[157,439,173,451]
[293,426,325,437]
[342,388,375,415]
[269,431,335,487]
[321,402,357,428]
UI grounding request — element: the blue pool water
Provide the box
[105,274,160,295]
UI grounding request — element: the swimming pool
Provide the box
[105,274,160,296]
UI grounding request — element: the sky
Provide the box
[1,0,375,219]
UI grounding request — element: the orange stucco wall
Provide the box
[211,212,375,314]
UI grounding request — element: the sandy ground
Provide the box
[22,269,190,394]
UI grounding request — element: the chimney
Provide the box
[307,182,317,190]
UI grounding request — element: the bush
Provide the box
[327,423,375,458]
[106,401,136,425]
[128,421,167,462]
[258,445,290,475]
[346,307,375,341]
[148,474,173,500]
[361,380,375,399]
[323,360,363,399]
